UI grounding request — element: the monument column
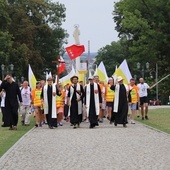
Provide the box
[73,25,80,72]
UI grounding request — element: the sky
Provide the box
[53,0,120,52]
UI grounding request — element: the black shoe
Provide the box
[123,124,127,128]
[145,116,149,120]
[1,124,5,127]
[142,117,144,120]
[73,125,77,129]
[35,124,38,127]
[137,115,140,118]
[49,125,54,129]
[114,122,117,126]
[21,121,24,126]
[9,127,13,130]
[110,121,113,125]
[89,124,94,129]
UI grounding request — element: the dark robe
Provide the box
[0,80,22,127]
[41,85,60,127]
[84,83,102,127]
[68,84,84,125]
[110,84,128,125]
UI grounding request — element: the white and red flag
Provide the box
[58,56,66,74]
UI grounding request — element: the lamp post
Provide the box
[134,75,137,81]
[136,62,149,79]
[21,76,24,83]
[150,63,158,100]
[1,64,14,80]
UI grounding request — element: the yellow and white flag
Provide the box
[59,65,75,85]
[113,59,132,84]
[28,64,37,89]
[95,61,108,84]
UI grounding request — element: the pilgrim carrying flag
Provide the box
[65,44,85,60]
[58,56,66,74]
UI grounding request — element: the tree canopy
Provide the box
[0,0,68,81]
[96,0,170,103]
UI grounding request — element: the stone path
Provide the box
[0,116,170,170]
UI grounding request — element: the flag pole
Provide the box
[150,74,170,89]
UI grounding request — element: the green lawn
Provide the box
[135,108,170,134]
[0,114,35,157]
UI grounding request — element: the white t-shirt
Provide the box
[1,92,6,107]
[21,87,31,106]
[137,83,150,97]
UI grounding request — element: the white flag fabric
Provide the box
[95,61,108,84]
[59,65,76,85]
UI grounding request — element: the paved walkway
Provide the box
[0,113,170,170]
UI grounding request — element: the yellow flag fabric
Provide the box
[78,71,86,85]
[113,59,132,84]
[28,64,37,89]
[95,61,108,84]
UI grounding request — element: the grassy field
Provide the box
[0,114,35,157]
[135,108,170,134]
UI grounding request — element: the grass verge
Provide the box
[135,108,170,134]
[0,114,35,157]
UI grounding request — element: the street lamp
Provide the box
[21,76,24,83]
[150,63,159,100]
[134,75,137,81]
[1,64,14,80]
[136,62,149,79]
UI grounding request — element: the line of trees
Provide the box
[95,0,170,104]
[0,0,68,80]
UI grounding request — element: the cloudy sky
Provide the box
[53,0,120,52]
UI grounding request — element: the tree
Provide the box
[113,0,170,103]
[95,38,131,77]
[1,0,68,80]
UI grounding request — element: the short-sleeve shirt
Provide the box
[137,83,150,97]
[21,87,31,105]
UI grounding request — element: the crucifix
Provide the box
[52,56,65,84]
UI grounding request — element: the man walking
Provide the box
[41,77,61,129]
[67,76,84,129]
[84,76,102,128]
[20,81,32,125]
[128,78,139,124]
[110,76,128,128]
[137,78,150,120]
[0,74,22,130]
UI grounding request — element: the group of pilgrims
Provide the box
[0,73,150,130]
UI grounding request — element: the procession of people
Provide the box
[0,73,152,130]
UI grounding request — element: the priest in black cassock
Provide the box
[0,75,22,130]
[110,76,128,127]
[41,77,61,129]
[84,76,102,128]
[67,76,84,129]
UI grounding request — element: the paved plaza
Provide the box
[0,114,170,170]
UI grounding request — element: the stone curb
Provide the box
[136,121,170,136]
